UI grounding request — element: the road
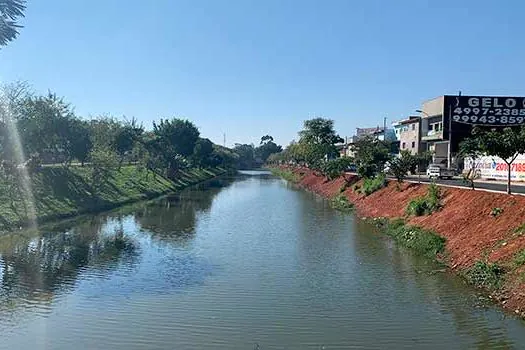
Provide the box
[404,175,525,195]
[345,172,525,195]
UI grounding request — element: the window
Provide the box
[411,124,415,130]
[411,141,415,148]
[402,142,406,149]
[429,124,433,131]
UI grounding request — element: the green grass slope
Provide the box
[0,165,226,231]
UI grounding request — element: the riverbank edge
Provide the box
[271,166,525,318]
[1,166,232,233]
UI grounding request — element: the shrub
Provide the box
[514,223,525,236]
[359,173,387,196]
[406,183,442,216]
[386,222,446,258]
[491,207,504,217]
[330,194,354,212]
[465,261,504,290]
[513,250,525,267]
[271,168,299,182]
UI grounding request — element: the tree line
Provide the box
[0,82,282,182]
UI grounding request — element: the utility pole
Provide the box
[223,133,226,147]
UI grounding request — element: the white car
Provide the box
[426,164,455,180]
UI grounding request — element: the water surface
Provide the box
[1,170,524,349]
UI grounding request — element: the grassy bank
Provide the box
[0,165,227,231]
[270,167,301,182]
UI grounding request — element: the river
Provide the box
[0,170,524,349]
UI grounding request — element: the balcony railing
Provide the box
[421,130,443,140]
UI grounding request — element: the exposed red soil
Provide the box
[282,165,525,315]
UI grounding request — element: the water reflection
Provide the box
[0,214,139,319]
[134,177,234,245]
[353,219,519,349]
[1,172,525,350]
[0,176,234,322]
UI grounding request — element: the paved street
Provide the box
[345,172,525,195]
[404,175,525,195]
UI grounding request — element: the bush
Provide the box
[359,173,387,196]
[386,221,446,258]
[271,168,299,182]
[490,207,504,217]
[330,193,353,212]
[513,250,525,267]
[406,183,442,216]
[465,261,504,290]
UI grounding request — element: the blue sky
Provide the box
[1,0,524,147]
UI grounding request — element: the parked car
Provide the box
[426,164,455,179]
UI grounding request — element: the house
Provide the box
[392,116,421,155]
[339,126,397,158]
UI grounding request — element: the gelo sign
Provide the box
[444,95,525,126]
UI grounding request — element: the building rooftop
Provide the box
[392,116,420,126]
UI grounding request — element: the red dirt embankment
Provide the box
[285,166,525,314]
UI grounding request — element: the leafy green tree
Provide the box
[0,0,25,47]
[89,117,122,149]
[321,157,353,180]
[152,118,199,177]
[192,138,214,167]
[352,135,391,178]
[89,145,119,191]
[153,118,200,157]
[298,118,343,164]
[459,137,484,189]
[209,144,238,168]
[387,150,418,185]
[233,143,255,168]
[260,135,274,144]
[256,134,282,164]
[68,119,93,166]
[113,119,143,167]
[17,92,78,165]
[475,127,525,194]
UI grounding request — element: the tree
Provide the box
[89,145,119,191]
[298,118,343,164]
[458,137,484,190]
[0,0,26,47]
[321,157,353,180]
[152,118,200,178]
[192,138,214,167]
[16,92,78,164]
[352,135,391,178]
[153,118,200,157]
[387,150,418,185]
[255,135,282,164]
[260,135,274,145]
[233,143,255,169]
[67,119,93,166]
[475,127,525,194]
[113,119,143,167]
